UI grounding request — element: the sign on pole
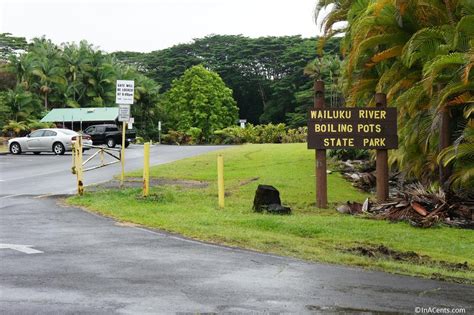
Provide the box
[118,105,131,122]
[116,79,134,188]
[116,80,134,105]
[307,108,398,149]
[307,82,397,205]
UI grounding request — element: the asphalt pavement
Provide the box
[0,144,224,195]
[0,145,473,314]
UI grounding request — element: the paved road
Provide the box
[0,144,224,195]
[0,145,473,314]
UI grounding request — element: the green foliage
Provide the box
[2,120,28,136]
[0,33,27,61]
[0,92,11,127]
[0,36,162,139]
[161,130,191,145]
[26,119,55,131]
[211,123,306,145]
[4,86,42,121]
[328,149,370,161]
[116,35,342,125]
[317,0,474,191]
[161,65,238,140]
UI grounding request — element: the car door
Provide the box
[40,130,57,151]
[26,130,45,150]
[95,126,106,143]
[84,126,99,143]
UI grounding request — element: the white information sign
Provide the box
[128,117,134,129]
[158,121,162,131]
[116,80,134,105]
[118,105,131,122]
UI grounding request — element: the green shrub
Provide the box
[135,136,145,144]
[259,123,286,143]
[27,120,55,131]
[162,130,191,145]
[211,123,307,145]
[186,127,203,144]
[282,127,307,143]
[2,120,28,136]
[328,149,370,161]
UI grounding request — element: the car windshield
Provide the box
[58,129,77,135]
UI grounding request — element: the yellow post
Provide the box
[217,154,224,208]
[143,142,150,197]
[77,136,84,195]
[71,143,76,174]
[120,121,126,187]
[100,148,105,166]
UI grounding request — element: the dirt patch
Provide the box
[239,177,260,186]
[88,177,208,191]
[115,221,140,227]
[346,245,470,272]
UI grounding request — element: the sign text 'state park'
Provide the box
[307,108,398,149]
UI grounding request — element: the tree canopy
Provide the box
[316,0,474,190]
[114,35,342,126]
[0,36,161,138]
[162,65,238,140]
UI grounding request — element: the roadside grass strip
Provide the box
[68,143,474,283]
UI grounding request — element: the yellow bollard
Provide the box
[76,136,84,195]
[71,144,76,174]
[217,154,224,208]
[100,148,105,166]
[120,122,126,187]
[143,142,150,197]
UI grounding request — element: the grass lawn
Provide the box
[68,143,474,283]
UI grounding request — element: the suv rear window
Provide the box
[106,126,118,132]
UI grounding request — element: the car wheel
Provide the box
[106,137,116,148]
[125,141,130,148]
[9,142,22,155]
[33,152,41,155]
[53,142,65,155]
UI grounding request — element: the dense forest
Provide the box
[0,33,342,139]
[113,35,342,125]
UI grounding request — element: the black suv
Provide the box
[83,124,136,148]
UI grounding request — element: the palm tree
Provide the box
[31,57,66,109]
[314,0,474,190]
[4,86,41,121]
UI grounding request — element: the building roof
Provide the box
[40,107,119,122]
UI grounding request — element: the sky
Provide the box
[0,0,326,53]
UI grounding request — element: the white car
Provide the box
[8,128,93,155]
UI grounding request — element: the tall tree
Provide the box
[161,65,238,140]
[315,0,474,191]
[0,33,27,61]
[116,35,341,125]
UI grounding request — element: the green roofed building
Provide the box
[40,107,119,131]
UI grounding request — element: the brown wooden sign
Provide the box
[307,108,398,149]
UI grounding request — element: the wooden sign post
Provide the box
[375,93,389,202]
[314,80,327,208]
[308,86,397,206]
